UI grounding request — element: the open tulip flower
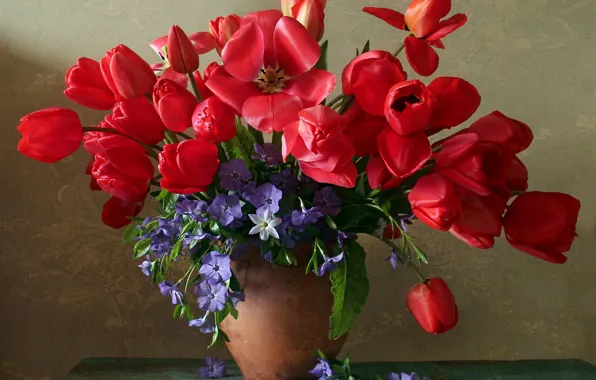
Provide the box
[16,0,581,350]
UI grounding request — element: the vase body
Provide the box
[220,244,346,380]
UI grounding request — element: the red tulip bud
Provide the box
[153,79,198,133]
[290,0,327,41]
[209,15,242,54]
[65,57,116,110]
[101,196,144,229]
[17,107,83,163]
[167,25,199,74]
[192,97,236,143]
[100,44,156,99]
[111,97,166,145]
[406,277,458,334]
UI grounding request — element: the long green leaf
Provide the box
[221,119,257,165]
[315,40,329,71]
[329,240,370,339]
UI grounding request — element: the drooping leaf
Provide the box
[170,239,184,261]
[329,240,370,339]
[221,118,257,166]
[172,304,183,319]
[122,224,140,244]
[133,238,152,259]
[315,40,329,71]
[362,40,371,54]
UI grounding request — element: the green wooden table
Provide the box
[65,358,596,379]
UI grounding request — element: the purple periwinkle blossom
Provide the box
[229,291,245,308]
[199,252,232,285]
[199,357,227,379]
[249,209,282,241]
[399,214,415,233]
[196,281,227,312]
[337,230,355,250]
[219,159,252,192]
[291,207,323,227]
[158,281,184,305]
[262,251,274,263]
[247,183,283,214]
[153,218,177,237]
[310,358,334,380]
[386,249,405,270]
[136,216,154,232]
[269,168,299,195]
[314,187,341,216]
[150,235,173,258]
[386,374,400,380]
[317,251,344,276]
[183,227,216,248]
[189,313,216,334]
[138,258,154,276]
[392,373,430,380]
[252,143,282,167]
[208,194,243,226]
[175,199,209,222]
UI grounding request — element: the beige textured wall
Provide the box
[1,0,595,379]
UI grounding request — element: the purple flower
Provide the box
[337,231,355,249]
[310,358,334,380]
[150,234,173,258]
[137,216,154,231]
[219,159,252,191]
[314,187,341,216]
[262,251,274,262]
[249,209,282,241]
[317,252,344,276]
[269,168,299,195]
[189,313,216,334]
[291,207,323,227]
[158,281,184,305]
[386,374,401,380]
[279,217,301,249]
[153,218,177,237]
[386,249,405,270]
[199,252,232,285]
[196,281,227,312]
[247,183,283,215]
[183,227,216,248]
[138,258,154,276]
[175,199,209,222]
[252,143,282,167]
[229,291,245,308]
[239,181,257,200]
[400,214,415,233]
[396,373,429,380]
[208,194,243,226]
[198,357,226,379]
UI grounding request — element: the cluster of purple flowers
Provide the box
[310,357,429,380]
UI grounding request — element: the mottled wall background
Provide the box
[1,0,595,379]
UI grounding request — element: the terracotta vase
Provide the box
[220,244,346,380]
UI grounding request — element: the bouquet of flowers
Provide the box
[17,0,581,363]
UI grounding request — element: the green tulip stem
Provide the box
[175,132,193,140]
[327,94,344,108]
[393,43,405,57]
[188,73,203,101]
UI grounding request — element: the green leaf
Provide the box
[221,119,257,165]
[373,375,384,380]
[122,224,140,244]
[170,239,184,261]
[272,131,283,149]
[180,220,196,236]
[152,262,165,284]
[410,242,429,264]
[247,124,265,146]
[315,40,329,71]
[133,238,152,259]
[362,40,371,53]
[229,305,239,320]
[172,304,182,319]
[229,273,242,292]
[342,355,351,371]
[324,215,338,230]
[329,240,370,339]
[355,174,367,198]
[316,349,327,360]
[156,189,169,201]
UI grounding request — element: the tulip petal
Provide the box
[366,155,392,189]
[468,111,534,154]
[188,31,217,54]
[241,10,283,66]
[427,77,481,129]
[300,161,357,188]
[206,76,261,114]
[242,92,303,133]
[509,243,568,264]
[222,23,264,81]
[405,0,451,38]
[161,67,189,88]
[362,7,406,30]
[64,87,115,110]
[105,146,154,181]
[427,278,458,331]
[426,13,467,41]
[450,226,495,249]
[158,93,197,132]
[506,156,529,192]
[435,133,480,167]
[102,196,143,229]
[378,129,431,178]
[342,50,397,94]
[283,69,336,107]
[406,283,442,334]
[404,35,439,76]
[282,121,300,161]
[274,16,321,77]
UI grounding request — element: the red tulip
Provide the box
[83,118,118,155]
[207,10,335,132]
[425,77,481,135]
[408,173,462,231]
[435,133,514,197]
[384,79,434,136]
[101,196,144,229]
[167,25,200,74]
[210,15,242,54]
[378,129,432,178]
[407,278,458,334]
[504,192,580,264]
[91,136,154,203]
[283,106,357,188]
[286,0,327,42]
[101,44,156,99]
[193,62,227,101]
[343,100,388,156]
[17,107,83,163]
[192,97,236,143]
[466,111,534,154]
[153,79,198,133]
[363,0,467,76]
[85,157,102,191]
[64,57,116,110]
[158,140,219,194]
[342,50,407,116]
[111,97,166,145]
